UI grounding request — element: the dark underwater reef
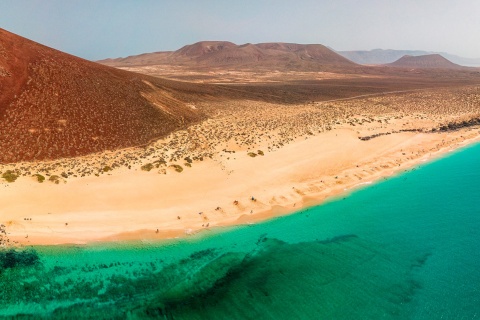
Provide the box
[0,233,426,319]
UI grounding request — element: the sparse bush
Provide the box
[33,174,45,183]
[184,163,191,167]
[248,152,257,157]
[170,164,183,173]
[257,150,264,156]
[141,163,154,171]
[2,170,19,183]
[49,175,61,184]
[103,166,112,172]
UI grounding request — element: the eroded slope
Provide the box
[0,28,203,163]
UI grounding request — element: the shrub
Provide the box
[257,150,264,156]
[2,170,19,183]
[141,163,154,171]
[103,166,112,172]
[248,152,257,157]
[49,175,61,184]
[170,164,183,173]
[33,174,45,183]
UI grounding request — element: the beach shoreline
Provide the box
[2,125,479,247]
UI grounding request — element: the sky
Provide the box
[1,0,479,60]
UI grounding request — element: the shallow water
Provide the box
[1,142,480,319]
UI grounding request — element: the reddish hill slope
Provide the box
[0,28,203,163]
[99,41,357,70]
[387,54,463,69]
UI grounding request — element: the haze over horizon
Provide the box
[1,0,479,61]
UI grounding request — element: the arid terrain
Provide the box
[1,31,480,245]
[0,28,207,163]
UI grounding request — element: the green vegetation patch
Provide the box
[49,175,61,184]
[33,174,45,183]
[1,170,19,183]
[141,163,154,172]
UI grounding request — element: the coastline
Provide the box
[2,126,480,247]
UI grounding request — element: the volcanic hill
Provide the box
[387,54,463,69]
[337,49,480,67]
[0,28,204,163]
[98,41,357,71]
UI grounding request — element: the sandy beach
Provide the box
[2,120,479,245]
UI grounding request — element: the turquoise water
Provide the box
[1,142,480,319]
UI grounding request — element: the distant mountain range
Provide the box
[337,49,480,67]
[99,42,480,70]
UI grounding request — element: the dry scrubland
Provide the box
[1,85,479,185]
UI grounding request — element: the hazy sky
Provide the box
[1,0,479,60]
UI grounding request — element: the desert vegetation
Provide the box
[33,173,45,183]
[1,28,480,182]
[0,84,478,184]
[1,170,19,182]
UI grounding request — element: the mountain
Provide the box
[337,49,480,67]
[386,54,463,69]
[98,41,358,71]
[175,41,237,58]
[0,28,203,163]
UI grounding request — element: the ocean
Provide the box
[1,142,479,319]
